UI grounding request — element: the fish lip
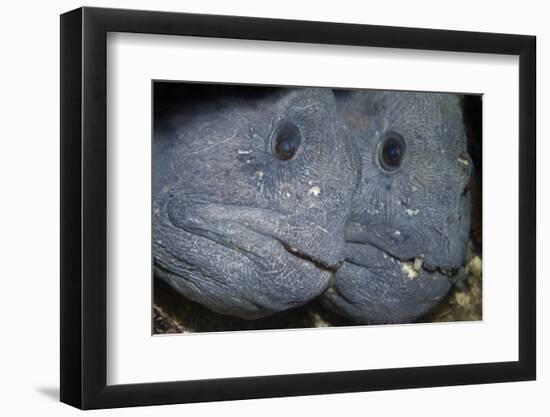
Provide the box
[280,242,340,273]
[422,264,461,277]
[166,199,342,273]
[182,220,339,276]
[345,240,461,278]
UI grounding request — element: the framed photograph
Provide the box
[60,6,536,409]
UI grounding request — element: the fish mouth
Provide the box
[396,254,461,279]
[165,199,344,273]
[343,221,464,280]
[178,220,339,279]
[326,243,458,325]
[281,243,340,273]
[345,241,462,281]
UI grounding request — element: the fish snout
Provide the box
[169,198,347,271]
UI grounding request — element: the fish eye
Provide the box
[378,132,406,171]
[271,121,301,161]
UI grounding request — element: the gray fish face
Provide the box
[153,88,360,319]
[323,91,472,324]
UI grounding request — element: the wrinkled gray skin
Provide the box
[154,88,360,319]
[322,91,472,324]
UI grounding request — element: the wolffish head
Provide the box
[153,87,360,319]
[323,90,473,324]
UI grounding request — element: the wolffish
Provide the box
[153,87,360,319]
[322,90,473,324]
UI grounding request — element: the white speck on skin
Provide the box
[401,262,418,279]
[237,150,252,154]
[254,170,264,178]
[394,230,401,236]
[308,186,321,197]
[412,186,418,192]
[457,157,470,166]
[405,208,419,216]
[315,224,329,234]
[285,192,291,198]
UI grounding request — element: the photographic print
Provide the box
[152,82,482,333]
[61,7,536,408]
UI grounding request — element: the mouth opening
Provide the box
[168,207,340,274]
[281,243,340,273]
[347,242,462,281]
[418,258,461,277]
[399,255,463,281]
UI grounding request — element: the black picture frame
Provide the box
[60,6,536,410]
